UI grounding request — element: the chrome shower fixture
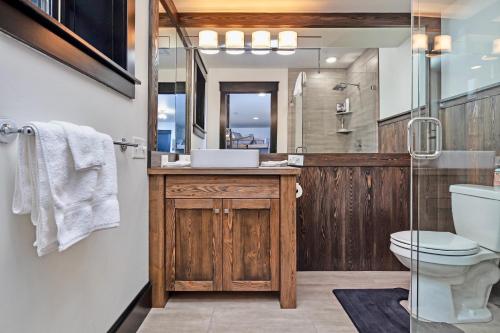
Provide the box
[332,82,360,91]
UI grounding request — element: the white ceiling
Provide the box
[172,0,411,13]
[197,48,365,69]
[229,94,271,128]
[186,27,409,69]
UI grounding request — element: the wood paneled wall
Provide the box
[415,86,500,233]
[264,154,410,271]
[378,111,411,153]
[297,165,409,271]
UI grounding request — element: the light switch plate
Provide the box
[288,154,304,166]
[132,137,146,159]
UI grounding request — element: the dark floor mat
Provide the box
[332,288,464,333]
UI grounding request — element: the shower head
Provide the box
[333,82,360,91]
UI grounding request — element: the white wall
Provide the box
[205,68,288,152]
[379,37,412,119]
[0,2,149,332]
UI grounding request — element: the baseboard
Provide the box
[108,282,152,333]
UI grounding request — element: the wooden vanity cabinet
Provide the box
[148,168,300,309]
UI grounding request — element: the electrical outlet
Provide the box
[132,137,146,159]
[288,154,304,166]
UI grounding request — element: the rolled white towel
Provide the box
[260,160,288,167]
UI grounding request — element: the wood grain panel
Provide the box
[174,281,213,291]
[414,88,500,234]
[165,199,176,290]
[147,0,159,158]
[167,199,223,291]
[149,175,166,307]
[175,209,214,281]
[232,209,271,281]
[378,111,411,153]
[296,167,409,271]
[223,199,279,291]
[175,12,411,28]
[260,153,410,167]
[280,176,297,308]
[166,176,280,198]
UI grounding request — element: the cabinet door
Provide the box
[223,199,279,291]
[166,199,222,291]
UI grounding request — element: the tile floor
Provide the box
[138,271,500,333]
[138,271,409,333]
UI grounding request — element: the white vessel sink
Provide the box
[191,149,260,168]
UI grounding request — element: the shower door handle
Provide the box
[407,117,442,160]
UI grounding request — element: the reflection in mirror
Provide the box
[184,27,412,153]
[158,28,186,153]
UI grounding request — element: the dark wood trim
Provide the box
[0,0,139,99]
[148,0,160,165]
[159,82,186,94]
[219,82,279,153]
[378,110,412,126]
[220,82,280,93]
[172,12,410,28]
[159,0,178,26]
[158,2,191,47]
[192,50,207,139]
[107,282,152,333]
[261,153,411,167]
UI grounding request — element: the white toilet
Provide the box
[390,184,500,324]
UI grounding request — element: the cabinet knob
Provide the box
[214,208,220,214]
[224,208,230,214]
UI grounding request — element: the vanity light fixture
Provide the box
[412,33,428,51]
[493,38,500,55]
[225,30,245,55]
[325,56,337,64]
[252,31,271,55]
[433,35,452,53]
[277,31,297,55]
[198,30,219,54]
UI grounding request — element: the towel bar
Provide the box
[0,119,139,152]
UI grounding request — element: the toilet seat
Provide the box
[390,231,500,266]
[391,231,479,256]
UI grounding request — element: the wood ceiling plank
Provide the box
[162,12,411,28]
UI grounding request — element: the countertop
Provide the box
[148,167,301,176]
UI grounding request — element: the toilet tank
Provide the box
[450,184,500,252]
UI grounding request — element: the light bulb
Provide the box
[198,30,219,55]
[251,31,271,55]
[225,31,245,55]
[277,31,297,56]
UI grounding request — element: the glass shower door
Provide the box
[410,0,500,331]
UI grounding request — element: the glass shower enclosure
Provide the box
[410,0,500,331]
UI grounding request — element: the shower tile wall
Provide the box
[288,49,379,153]
[345,48,379,152]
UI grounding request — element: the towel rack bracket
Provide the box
[1,118,139,152]
[0,119,19,144]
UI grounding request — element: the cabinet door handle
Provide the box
[214,208,220,214]
[224,208,230,214]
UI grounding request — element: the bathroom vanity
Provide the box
[148,167,301,309]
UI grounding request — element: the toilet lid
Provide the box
[391,231,480,256]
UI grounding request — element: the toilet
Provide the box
[390,184,500,324]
